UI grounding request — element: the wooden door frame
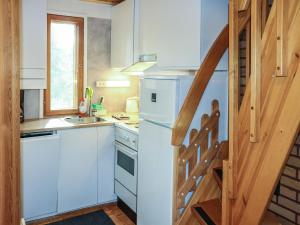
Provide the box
[0,0,21,225]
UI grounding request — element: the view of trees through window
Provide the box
[50,22,77,110]
[45,15,83,116]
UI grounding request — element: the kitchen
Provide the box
[20,0,228,225]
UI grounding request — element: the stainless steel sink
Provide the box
[64,116,106,124]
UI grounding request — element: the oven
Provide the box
[114,126,138,213]
[115,142,137,194]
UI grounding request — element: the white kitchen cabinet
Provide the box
[20,0,47,89]
[58,128,98,213]
[139,0,228,70]
[97,126,117,203]
[111,0,138,69]
[21,132,60,220]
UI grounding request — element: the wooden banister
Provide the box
[239,0,250,11]
[171,25,229,146]
[250,0,262,142]
[276,0,287,77]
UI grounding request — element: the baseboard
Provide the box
[117,197,137,224]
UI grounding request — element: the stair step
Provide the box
[262,212,282,225]
[191,199,221,225]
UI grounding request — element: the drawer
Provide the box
[21,68,46,79]
[115,127,138,150]
[115,180,136,212]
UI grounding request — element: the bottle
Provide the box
[79,98,87,116]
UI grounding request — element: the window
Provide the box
[45,14,84,116]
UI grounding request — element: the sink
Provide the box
[64,116,106,124]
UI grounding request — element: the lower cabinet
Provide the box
[58,127,98,213]
[97,126,117,204]
[21,126,116,221]
[21,133,60,220]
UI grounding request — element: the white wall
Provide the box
[47,0,112,19]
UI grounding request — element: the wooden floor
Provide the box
[28,203,135,225]
[103,204,135,225]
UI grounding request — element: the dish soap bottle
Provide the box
[79,98,87,116]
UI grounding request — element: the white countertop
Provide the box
[21,114,139,134]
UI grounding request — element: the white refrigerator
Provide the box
[137,73,228,225]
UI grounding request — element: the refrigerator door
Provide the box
[137,120,174,225]
[140,78,178,126]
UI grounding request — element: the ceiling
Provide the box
[81,0,124,5]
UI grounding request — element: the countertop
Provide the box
[21,114,140,134]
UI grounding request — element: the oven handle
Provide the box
[115,142,137,159]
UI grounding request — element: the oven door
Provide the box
[115,142,137,195]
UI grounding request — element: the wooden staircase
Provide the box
[171,0,300,225]
[189,165,283,225]
[191,199,222,225]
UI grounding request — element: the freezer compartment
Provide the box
[140,78,178,125]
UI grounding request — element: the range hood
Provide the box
[122,54,157,75]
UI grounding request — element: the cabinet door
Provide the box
[156,0,201,69]
[111,0,134,69]
[139,0,200,69]
[97,126,117,203]
[58,128,98,213]
[139,0,161,56]
[21,134,60,220]
[21,0,47,69]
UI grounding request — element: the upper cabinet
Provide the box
[111,0,138,69]
[20,0,47,89]
[139,0,228,70]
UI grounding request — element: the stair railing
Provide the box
[171,11,252,224]
[173,100,222,224]
[171,24,229,225]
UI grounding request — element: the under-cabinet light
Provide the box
[96,80,131,88]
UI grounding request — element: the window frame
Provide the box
[44,14,84,117]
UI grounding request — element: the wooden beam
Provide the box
[250,0,262,142]
[0,0,21,225]
[276,0,287,77]
[222,161,231,225]
[228,0,239,199]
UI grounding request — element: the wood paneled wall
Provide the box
[0,0,21,225]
